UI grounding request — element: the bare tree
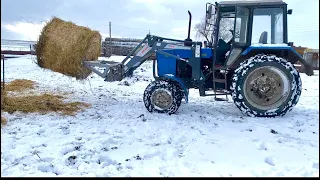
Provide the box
[195,15,234,44]
[194,17,213,43]
[218,18,234,42]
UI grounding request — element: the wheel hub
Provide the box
[244,66,290,110]
[151,89,173,110]
[251,75,279,99]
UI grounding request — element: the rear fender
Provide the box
[160,74,189,103]
[231,45,314,76]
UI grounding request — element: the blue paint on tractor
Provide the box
[156,49,177,76]
[156,48,213,77]
[162,74,189,103]
[173,49,193,58]
[200,48,213,58]
[242,45,291,55]
[242,45,303,59]
[156,47,214,103]
[155,48,214,103]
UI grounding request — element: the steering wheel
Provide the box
[229,29,234,36]
[227,29,234,44]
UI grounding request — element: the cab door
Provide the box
[225,6,251,68]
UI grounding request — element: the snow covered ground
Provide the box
[1,55,319,177]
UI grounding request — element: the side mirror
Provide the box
[206,4,213,19]
[287,9,293,15]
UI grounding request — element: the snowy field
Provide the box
[1,55,319,177]
[1,39,35,51]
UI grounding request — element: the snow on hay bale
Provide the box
[36,17,102,79]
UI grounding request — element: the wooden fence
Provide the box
[102,37,157,59]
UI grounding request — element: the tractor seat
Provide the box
[259,31,268,44]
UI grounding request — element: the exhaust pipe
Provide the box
[187,10,192,40]
[184,10,193,46]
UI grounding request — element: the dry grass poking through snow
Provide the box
[1,86,6,107]
[1,79,90,126]
[3,93,90,115]
[1,115,6,126]
[1,82,6,126]
[4,79,35,92]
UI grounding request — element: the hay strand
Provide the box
[1,79,90,116]
[4,79,35,92]
[1,88,5,108]
[1,115,6,126]
[36,17,101,79]
[3,93,89,116]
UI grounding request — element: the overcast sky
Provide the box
[1,0,319,48]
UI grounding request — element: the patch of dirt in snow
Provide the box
[1,56,319,177]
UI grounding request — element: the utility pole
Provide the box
[109,21,112,55]
[1,54,5,92]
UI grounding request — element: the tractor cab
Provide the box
[206,0,291,67]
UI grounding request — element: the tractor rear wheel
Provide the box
[231,54,302,117]
[143,80,183,114]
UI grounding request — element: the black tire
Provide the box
[170,80,185,102]
[231,54,302,117]
[143,80,183,114]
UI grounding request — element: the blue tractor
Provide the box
[84,0,314,117]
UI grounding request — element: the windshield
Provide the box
[251,8,284,44]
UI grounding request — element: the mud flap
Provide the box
[161,74,189,103]
[301,63,314,76]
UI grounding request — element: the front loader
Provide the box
[83,0,314,117]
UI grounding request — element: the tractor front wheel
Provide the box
[143,80,183,114]
[231,54,302,117]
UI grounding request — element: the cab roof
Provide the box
[218,0,287,6]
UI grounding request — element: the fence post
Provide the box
[1,54,4,90]
[1,54,5,109]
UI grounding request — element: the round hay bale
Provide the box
[36,17,102,79]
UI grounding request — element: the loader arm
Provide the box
[83,34,200,82]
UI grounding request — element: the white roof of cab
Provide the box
[219,0,285,5]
